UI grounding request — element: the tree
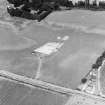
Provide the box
[81,78,87,84]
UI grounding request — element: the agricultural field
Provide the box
[0,4,105,89]
[0,77,69,105]
[1,0,105,105]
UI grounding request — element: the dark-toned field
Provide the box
[0,77,68,105]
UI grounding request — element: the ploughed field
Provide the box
[1,0,105,90]
[0,77,68,105]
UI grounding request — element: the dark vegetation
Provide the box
[6,0,105,21]
[92,51,105,70]
[7,0,60,21]
[7,0,73,22]
[81,78,87,84]
[80,51,105,84]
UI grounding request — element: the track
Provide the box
[0,70,105,103]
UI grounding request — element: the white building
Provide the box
[33,42,64,56]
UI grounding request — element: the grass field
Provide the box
[1,2,105,89]
[1,1,105,104]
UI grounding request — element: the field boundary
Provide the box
[0,70,105,102]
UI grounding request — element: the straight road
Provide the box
[0,70,105,103]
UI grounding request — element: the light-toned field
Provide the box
[26,10,105,89]
[1,1,105,104]
[1,3,105,89]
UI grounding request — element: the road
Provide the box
[0,70,105,104]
